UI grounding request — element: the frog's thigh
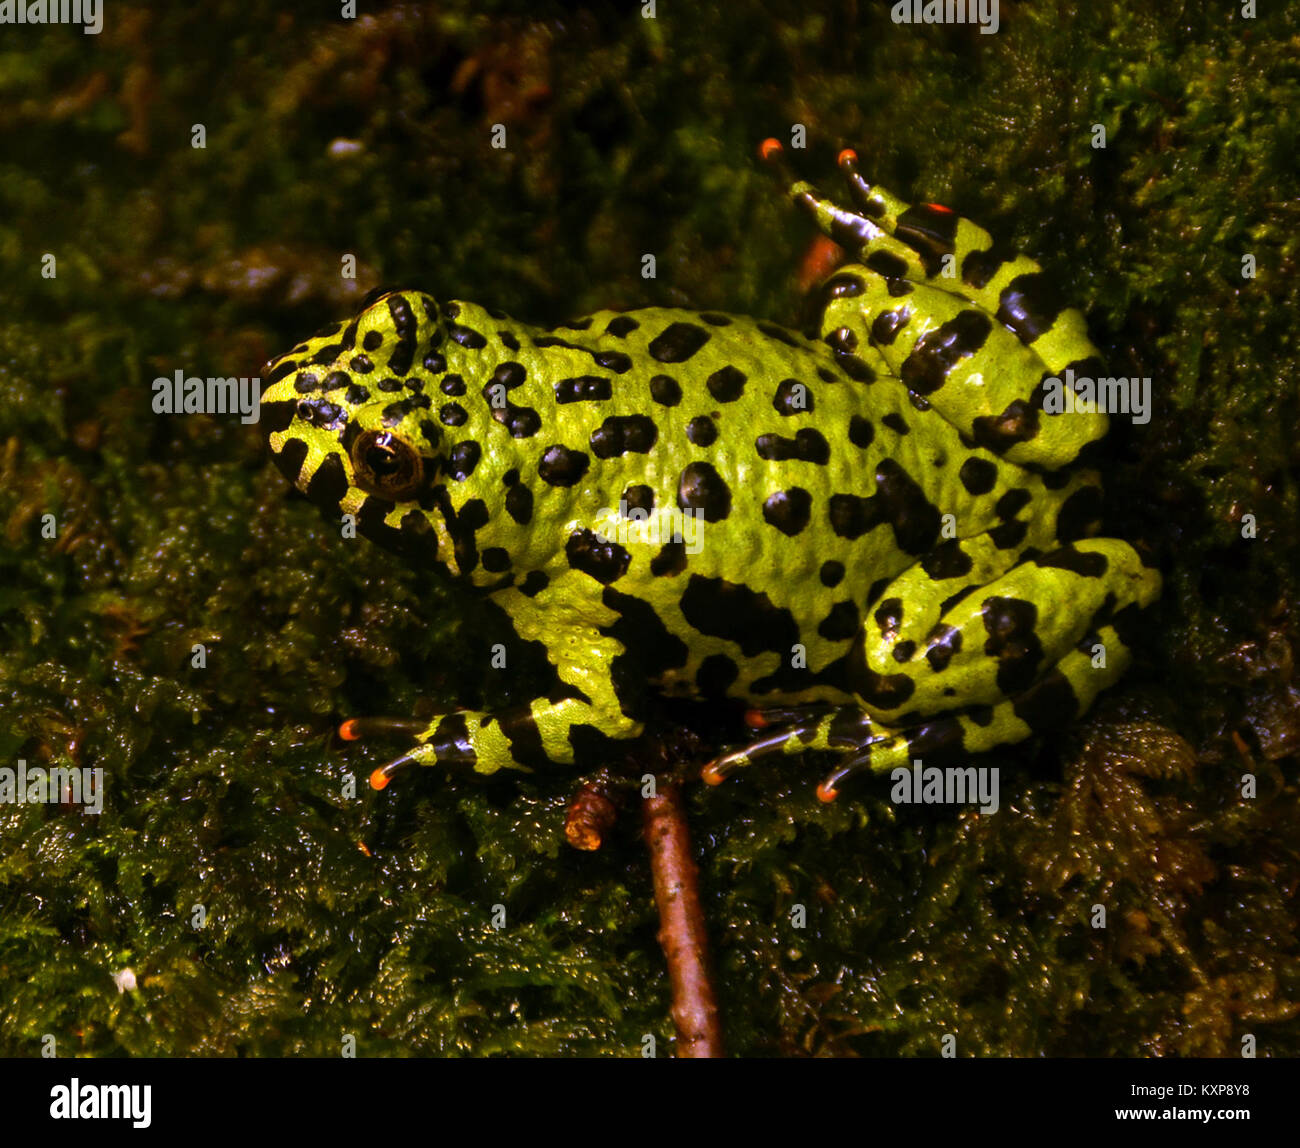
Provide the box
[852,537,1159,724]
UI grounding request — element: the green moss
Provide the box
[0,1,1296,1057]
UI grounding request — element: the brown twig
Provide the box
[641,783,724,1057]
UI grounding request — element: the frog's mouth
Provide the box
[349,491,442,566]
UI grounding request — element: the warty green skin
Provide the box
[260,157,1161,798]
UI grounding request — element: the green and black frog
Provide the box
[260,143,1160,804]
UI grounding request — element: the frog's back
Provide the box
[412,300,1102,707]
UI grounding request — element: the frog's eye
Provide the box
[350,430,424,500]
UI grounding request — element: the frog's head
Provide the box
[260,289,458,568]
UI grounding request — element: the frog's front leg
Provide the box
[706,535,1160,800]
[365,694,643,790]
[362,584,646,789]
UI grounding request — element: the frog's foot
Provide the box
[700,692,1052,804]
[759,138,927,278]
[338,716,444,790]
[701,704,886,803]
[339,717,426,742]
[806,693,1036,803]
[340,709,506,791]
[702,703,956,804]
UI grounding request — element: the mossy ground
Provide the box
[1,1,1297,1056]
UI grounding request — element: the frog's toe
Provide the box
[369,745,437,791]
[338,716,426,742]
[742,704,835,730]
[702,726,807,786]
[704,702,941,802]
[815,744,895,803]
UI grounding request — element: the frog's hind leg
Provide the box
[704,534,1160,801]
[820,535,1159,799]
[761,139,1108,469]
[762,138,1097,365]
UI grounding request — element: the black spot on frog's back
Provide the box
[648,322,711,363]
[900,309,993,395]
[1034,544,1108,579]
[772,378,813,416]
[762,488,812,536]
[677,461,731,522]
[874,458,942,555]
[996,272,1066,345]
[590,415,658,459]
[981,595,1044,697]
[605,315,640,338]
[958,456,998,495]
[566,528,631,585]
[555,376,613,403]
[706,366,747,402]
[649,375,681,406]
[538,445,590,487]
[755,428,830,465]
[685,415,717,447]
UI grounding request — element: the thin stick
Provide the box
[641,784,724,1058]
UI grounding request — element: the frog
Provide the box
[259,141,1160,807]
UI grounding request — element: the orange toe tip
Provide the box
[923,201,955,214]
[701,766,725,787]
[369,768,390,791]
[759,137,783,161]
[816,781,839,804]
[339,719,362,741]
[744,708,769,729]
[837,147,858,167]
